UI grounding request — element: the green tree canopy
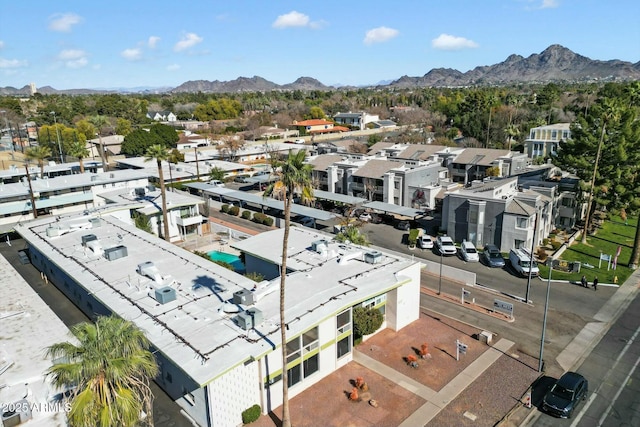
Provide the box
[121,129,154,156]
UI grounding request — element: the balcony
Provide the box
[176,214,202,227]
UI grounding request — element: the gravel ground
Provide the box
[428,350,541,427]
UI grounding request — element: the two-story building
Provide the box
[291,119,350,136]
[333,112,380,130]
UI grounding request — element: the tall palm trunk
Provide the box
[629,219,640,269]
[581,123,606,244]
[157,159,170,241]
[280,189,292,427]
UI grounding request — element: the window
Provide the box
[336,310,351,334]
[516,217,528,229]
[514,239,525,249]
[302,327,319,354]
[561,198,574,208]
[468,210,478,224]
[303,354,319,378]
[286,336,301,364]
[337,336,351,359]
[287,364,301,387]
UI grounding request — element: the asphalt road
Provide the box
[529,284,640,426]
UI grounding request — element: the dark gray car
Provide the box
[542,371,588,419]
[481,244,505,268]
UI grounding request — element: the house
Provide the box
[87,134,125,160]
[16,213,421,427]
[524,123,571,158]
[176,131,211,150]
[147,110,177,122]
[333,112,380,130]
[448,148,528,185]
[291,119,350,135]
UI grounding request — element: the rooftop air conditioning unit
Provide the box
[246,308,263,326]
[155,286,177,304]
[235,311,254,330]
[311,239,328,254]
[137,262,162,283]
[91,175,98,181]
[135,187,146,197]
[109,173,115,178]
[89,217,101,228]
[364,251,383,264]
[81,234,97,246]
[104,245,128,261]
[46,226,62,237]
[233,289,254,305]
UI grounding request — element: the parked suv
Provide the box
[543,371,588,418]
[418,234,434,249]
[436,235,457,256]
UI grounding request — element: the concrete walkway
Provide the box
[355,338,515,427]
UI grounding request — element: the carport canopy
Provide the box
[312,190,366,206]
[362,201,425,219]
[201,187,336,221]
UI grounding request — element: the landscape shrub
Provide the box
[408,229,420,246]
[253,212,266,224]
[550,241,563,251]
[241,404,261,424]
[228,205,240,216]
[263,217,274,227]
[241,210,252,220]
[536,247,548,261]
[353,306,384,339]
[221,204,230,214]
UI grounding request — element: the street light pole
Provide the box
[525,207,539,303]
[538,257,553,372]
[438,252,444,295]
[50,111,64,163]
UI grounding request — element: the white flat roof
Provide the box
[0,254,71,426]
[17,213,418,386]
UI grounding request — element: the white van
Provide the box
[509,248,539,277]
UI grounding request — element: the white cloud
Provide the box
[48,13,82,32]
[121,48,142,61]
[540,0,559,8]
[0,58,28,69]
[148,36,160,48]
[272,11,310,28]
[174,33,203,52]
[363,27,399,45]
[0,41,4,49]
[57,49,88,68]
[167,64,180,71]
[431,34,479,50]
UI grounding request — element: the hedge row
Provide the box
[220,205,273,226]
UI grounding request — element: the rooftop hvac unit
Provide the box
[148,184,156,192]
[90,175,98,181]
[311,239,328,254]
[85,239,103,256]
[81,234,97,246]
[155,286,177,304]
[109,173,115,178]
[46,226,61,237]
[89,217,101,228]
[364,251,383,264]
[104,245,128,261]
[1,409,21,427]
[134,187,146,197]
[235,311,254,330]
[233,289,254,305]
[246,308,263,326]
[137,262,162,283]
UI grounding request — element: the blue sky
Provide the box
[1,0,638,90]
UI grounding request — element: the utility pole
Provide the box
[24,164,38,219]
[51,111,64,163]
[525,207,539,303]
[194,147,200,180]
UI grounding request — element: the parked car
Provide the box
[254,170,271,176]
[509,248,539,277]
[435,235,457,256]
[234,175,250,183]
[294,138,305,144]
[208,180,225,187]
[459,240,479,262]
[358,212,372,222]
[418,234,434,249]
[542,371,588,419]
[481,244,505,268]
[296,216,316,228]
[395,221,410,231]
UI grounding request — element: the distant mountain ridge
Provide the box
[1,45,638,96]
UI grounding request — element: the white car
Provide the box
[459,240,479,262]
[418,235,434,249]
[294,138,305,144]
[436,235,457,256]
[208,180,225,187]
[358,212,372,222]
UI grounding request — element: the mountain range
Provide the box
[2,45,638,96]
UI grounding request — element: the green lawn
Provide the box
[538,216,637,286]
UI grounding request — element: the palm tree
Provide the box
[504,123,520,151]
[581,99,621,244]
[265,149,313,427]
[144,144,170,241]
[67,140,90,173]
[166,149,184,192]
[25,145,52,178]
[45,316,158,427]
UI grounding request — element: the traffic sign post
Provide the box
[456,339,467,361]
